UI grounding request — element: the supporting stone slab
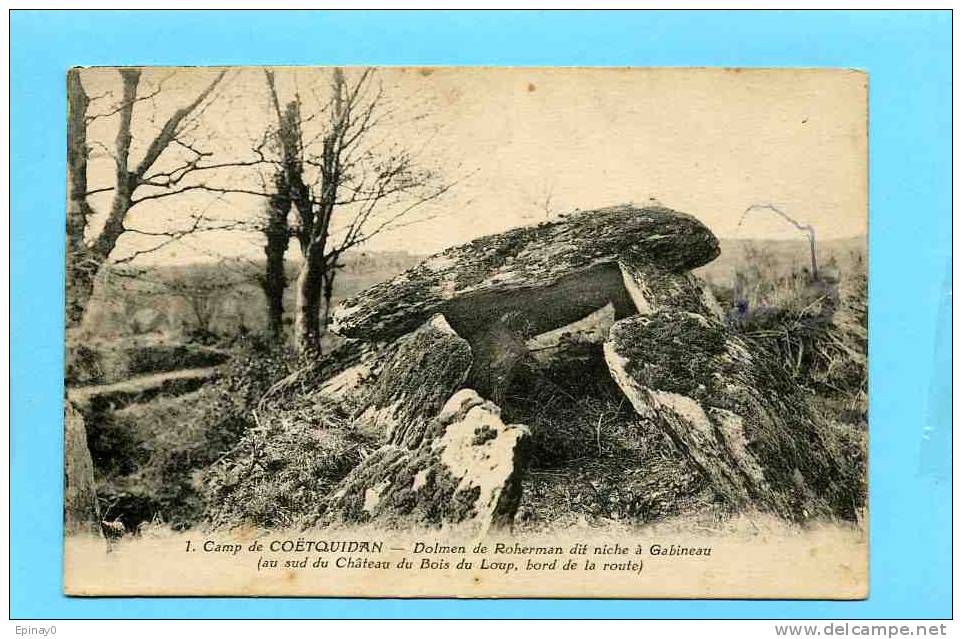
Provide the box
[357,314,473,448]
[321,390,529,533]
[604,310,857,520]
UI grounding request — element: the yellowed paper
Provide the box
[63,66,868,598]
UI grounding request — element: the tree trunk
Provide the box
[64,196,132,332]
[263,263,286,340]
[65,69,95,328]
[66,183,134,329]
[320,268,337,333]
[294,244,326,354]
[808,229,819,280]
[65,70,139,329]
[263,180,291,340]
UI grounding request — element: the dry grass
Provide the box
[726,246,867,429]
[202,390,377,530]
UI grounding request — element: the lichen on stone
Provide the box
[605,309,861,521]
[320,390,529,532]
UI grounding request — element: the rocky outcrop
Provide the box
[64,400,101,535]
[298,201,858,530]
[313,339,386,413]
[322,390,529,532]
[604,310,857,520]
[331,205,720,342]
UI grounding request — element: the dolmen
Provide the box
[311,204,856,532]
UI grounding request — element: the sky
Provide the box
[77,66,867,263]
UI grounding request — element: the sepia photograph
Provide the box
[61,65,868,598]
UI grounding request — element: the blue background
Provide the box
[10,9,952,619]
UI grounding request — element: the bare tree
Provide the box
[264,67,455,353]
[157,272,243,339]
[739,203,819,279]
[65,67,246,328]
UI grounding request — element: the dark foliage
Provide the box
[83,336,291,530]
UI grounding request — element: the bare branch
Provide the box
[113,68,140,177]
[82,186,116,197]
[84,69,176,123]
[739,203,819,278]
[133,69,228,178]
[338,178,457,251]
[130,183,270,204]
[142,158,267,189]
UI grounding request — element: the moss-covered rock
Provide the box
[64,400,101,535]
[331,205,720,341]
[320,390,529,532]
[604,310,861,521]
[618,257,724,319]
[357,314,473,448]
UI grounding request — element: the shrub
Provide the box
[726,249,867,428]
[64,343,106,386]
[202,393,375,529]
[126,343,229,377]
[65,340,229,386]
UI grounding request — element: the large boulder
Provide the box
[64,400,101,535]
[604,310,858,520]
[357,315,473,448]
[331,205,720,343]
[331,205,719,403]
[321,390,529,533]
